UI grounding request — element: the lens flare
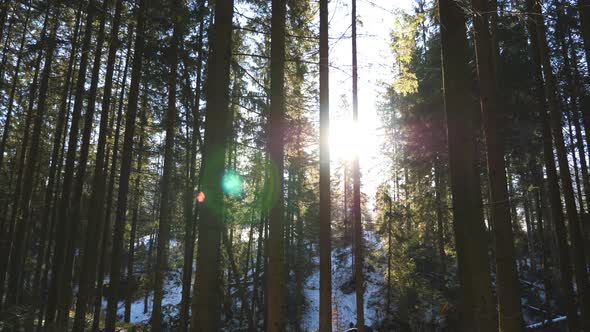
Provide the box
[222,170,243,198]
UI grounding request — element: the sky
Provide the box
[328,0,413,213]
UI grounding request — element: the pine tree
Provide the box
[152,0,183,329]
[191,0,235,330]
[267,0,287,330]
[105,0,149,329]
[319,0,332,330]
[470,0,523,329]
[351,0,365,330]
[438,0,495,329]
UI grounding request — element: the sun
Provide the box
[330,119,360,162]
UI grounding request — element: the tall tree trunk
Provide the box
[525,0,580,328]
[105,0,149,329]
[72,0,125,328]
[57,0,111,325]
[556,7,590,217]
[529,0,590,328]
[267,0,286,330]
[351,1,365,330]
[32,3,83,322]
[92,26,134,332]
[438,0,495,330]
[125,97,146,323]
[0,7,47,308]
[151,1,181,329]
[190,0,234,329]
[470,0,523,329]
[319,0,332,330]
[179,2,206,330]
[6,4,58,307]
[568,34,590,266]
[44,0,96,327]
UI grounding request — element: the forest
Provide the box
[1,0,590,331]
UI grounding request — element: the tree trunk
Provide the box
[92,29,133,330]
[71,0,124,328]
[470,0,524,329]
[105,0,149,329]
[319,0,332,330]
[0,6,47,308]
[152,1,181,329]
[438,0,495,330]
[190,0,234,330]
[529,0,590,328]
[124,98,146,322]
[43,0,96,327]
[525,0,580,328]
[32,3,83,323]
[351,0,365,330]
[179,2,206,330]
[55,0,110,326]
[6,4,58,307]
[267,0,286,330]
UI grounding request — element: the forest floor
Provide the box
[96,229,566,331]
[98,229,386,331]
[302,229,385,331]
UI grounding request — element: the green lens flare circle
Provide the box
[222,170,243,198]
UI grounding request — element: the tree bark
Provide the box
[44,0,97,327]
[55,0,111,326]
[124,93,146,323]
[438,0,495,329]
[92,29,133,330]
[470,0,524,329]
[105,0,149,329]
[190,0,234,330]
[152,1,182,329]
[267,0,287,330]
[351,0,365,330]
[319,0,332,330]
[529,0,590,328]
[72,0,125,328]
[6,3,58,308]
[525,0,580,328]
[179,2,206,330]
[0,6,47,308]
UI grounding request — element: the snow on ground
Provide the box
[303,229,385,331]
[103,233,385,330]
[101,269,183,325]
